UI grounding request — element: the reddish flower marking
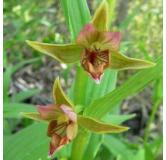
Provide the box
[76,23,121,83]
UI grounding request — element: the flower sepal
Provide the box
[26,40,82,64]
[77,115,129,133]
[110,52,156,70]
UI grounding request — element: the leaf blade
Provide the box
[10,89,41,102]
[84,56,163,119]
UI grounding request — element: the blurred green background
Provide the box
[3,0,163,159]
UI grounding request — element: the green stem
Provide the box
[74,66,89,105]
[71,131,89,160]
[144,100,161,142]
[71,66,89,160]
[71,1,118,159]
[71,0,118,159]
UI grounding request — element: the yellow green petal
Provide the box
[26,40,82,64]
[110,52,156,70]
[53,77,74,109]
[66,122,78,140]
[20,112,50,123]
[92,0,109,31]
[77,115,129,133]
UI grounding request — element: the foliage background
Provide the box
[3,0,163,159]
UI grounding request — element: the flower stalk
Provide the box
[74,67,89,105]
[71,131,89,160]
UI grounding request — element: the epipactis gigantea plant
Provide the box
[26,0,155,84]
[21,78,129,158]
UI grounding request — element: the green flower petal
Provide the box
[20,112,50,123]
[26,40,82,64]
[77,115,129,133]
[92,0,109,31]
[53,77,74,109]
[110,52,156,70]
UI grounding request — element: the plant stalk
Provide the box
[70,131,89,160]
[144,100,161,142]
[71,66,89,160]
[74,66,89,105]
[71,1,118,159]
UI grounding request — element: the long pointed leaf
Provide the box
[10,89,41,102]
[4,123,49,160]
[60,0,91,39]
[84,56,163,119]
[103,135,134,160]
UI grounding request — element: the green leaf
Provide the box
[85,69,117,106]
[110,52,156,70]
[120,41,134,53]
[138,41,153,61]
[82,134,104,160]
[66,0,91,39]
[3,103,37,118]
[10,89,41,102]
[3,58,40,103]
[4,122,72,160]
[3,68,11,103]
[103,135,134,160]
[93,0,109,31]
[144,142,155,160]
[3,120,11,135]
[10,57,40,75]
[104,114,136,125]
[73,68,117,106]
[84,56,163,119]
[95,145,114,160]
[133,147,145,160]
[26,41,82,64]
[153,75,163,103]
[148,136,163,157]
[118,8,140,30]
[77,115,129,133]
[60,0,70,28]
[3,50,7,69]
[4,123,49,160]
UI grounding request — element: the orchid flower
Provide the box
[21,78,129,158]
[21,78,78,158]
[26,0,155,84]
